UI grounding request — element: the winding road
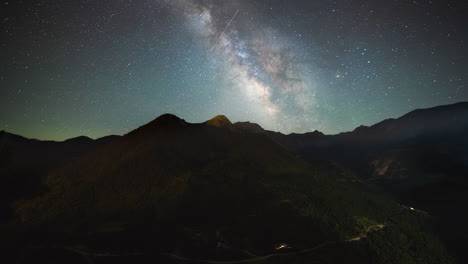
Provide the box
[161,224,386,264]
[21,224,386,264]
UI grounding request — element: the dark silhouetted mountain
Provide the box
[0,131,120,221]
[242,102,468,178]
[242,102,468,263]
[233,121,266,134]
[337,101,468,144]
[63,135,94,144]
[3,114,452,264]
[2,102,466,263]
[0,131,120,172]
[14,114,302,225]
[251,102,468,155]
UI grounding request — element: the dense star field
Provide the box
[1,0,467,140]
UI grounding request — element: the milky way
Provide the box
[1,0,467,140]
[171,0,336,132]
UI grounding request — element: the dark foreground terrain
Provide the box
[1,102,467,263]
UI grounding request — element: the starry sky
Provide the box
[1,0,467,140]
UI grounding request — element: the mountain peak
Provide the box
[64,136,93,143]
[233,121,266,134]
[147,113,188,128]
[126,113,187,137]
[205,115,233,128]
[155,113,183,122]
[305,130,325,136]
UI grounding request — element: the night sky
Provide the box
[1,0,467,140]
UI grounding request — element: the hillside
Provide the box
[233,102,468,262]
[0,131,118,221]
[2,114,453,263]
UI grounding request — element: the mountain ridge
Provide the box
[1,102,463,263]
[3,101,467,143]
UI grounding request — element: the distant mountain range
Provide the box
[235,102,468,183]
[1,102,467,263]
[0,131,118,219]
[237,103,468,262]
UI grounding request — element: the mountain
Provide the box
[256,102,468,152]
[13,114,306,230]
[234,102,468,262]
[233,121,267,134]
[0,131,119,221]
[344,103,468,263]
[239,102,468,182]
[205,115,235,129]
[343,102,468,143]
[2,115,452,264]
